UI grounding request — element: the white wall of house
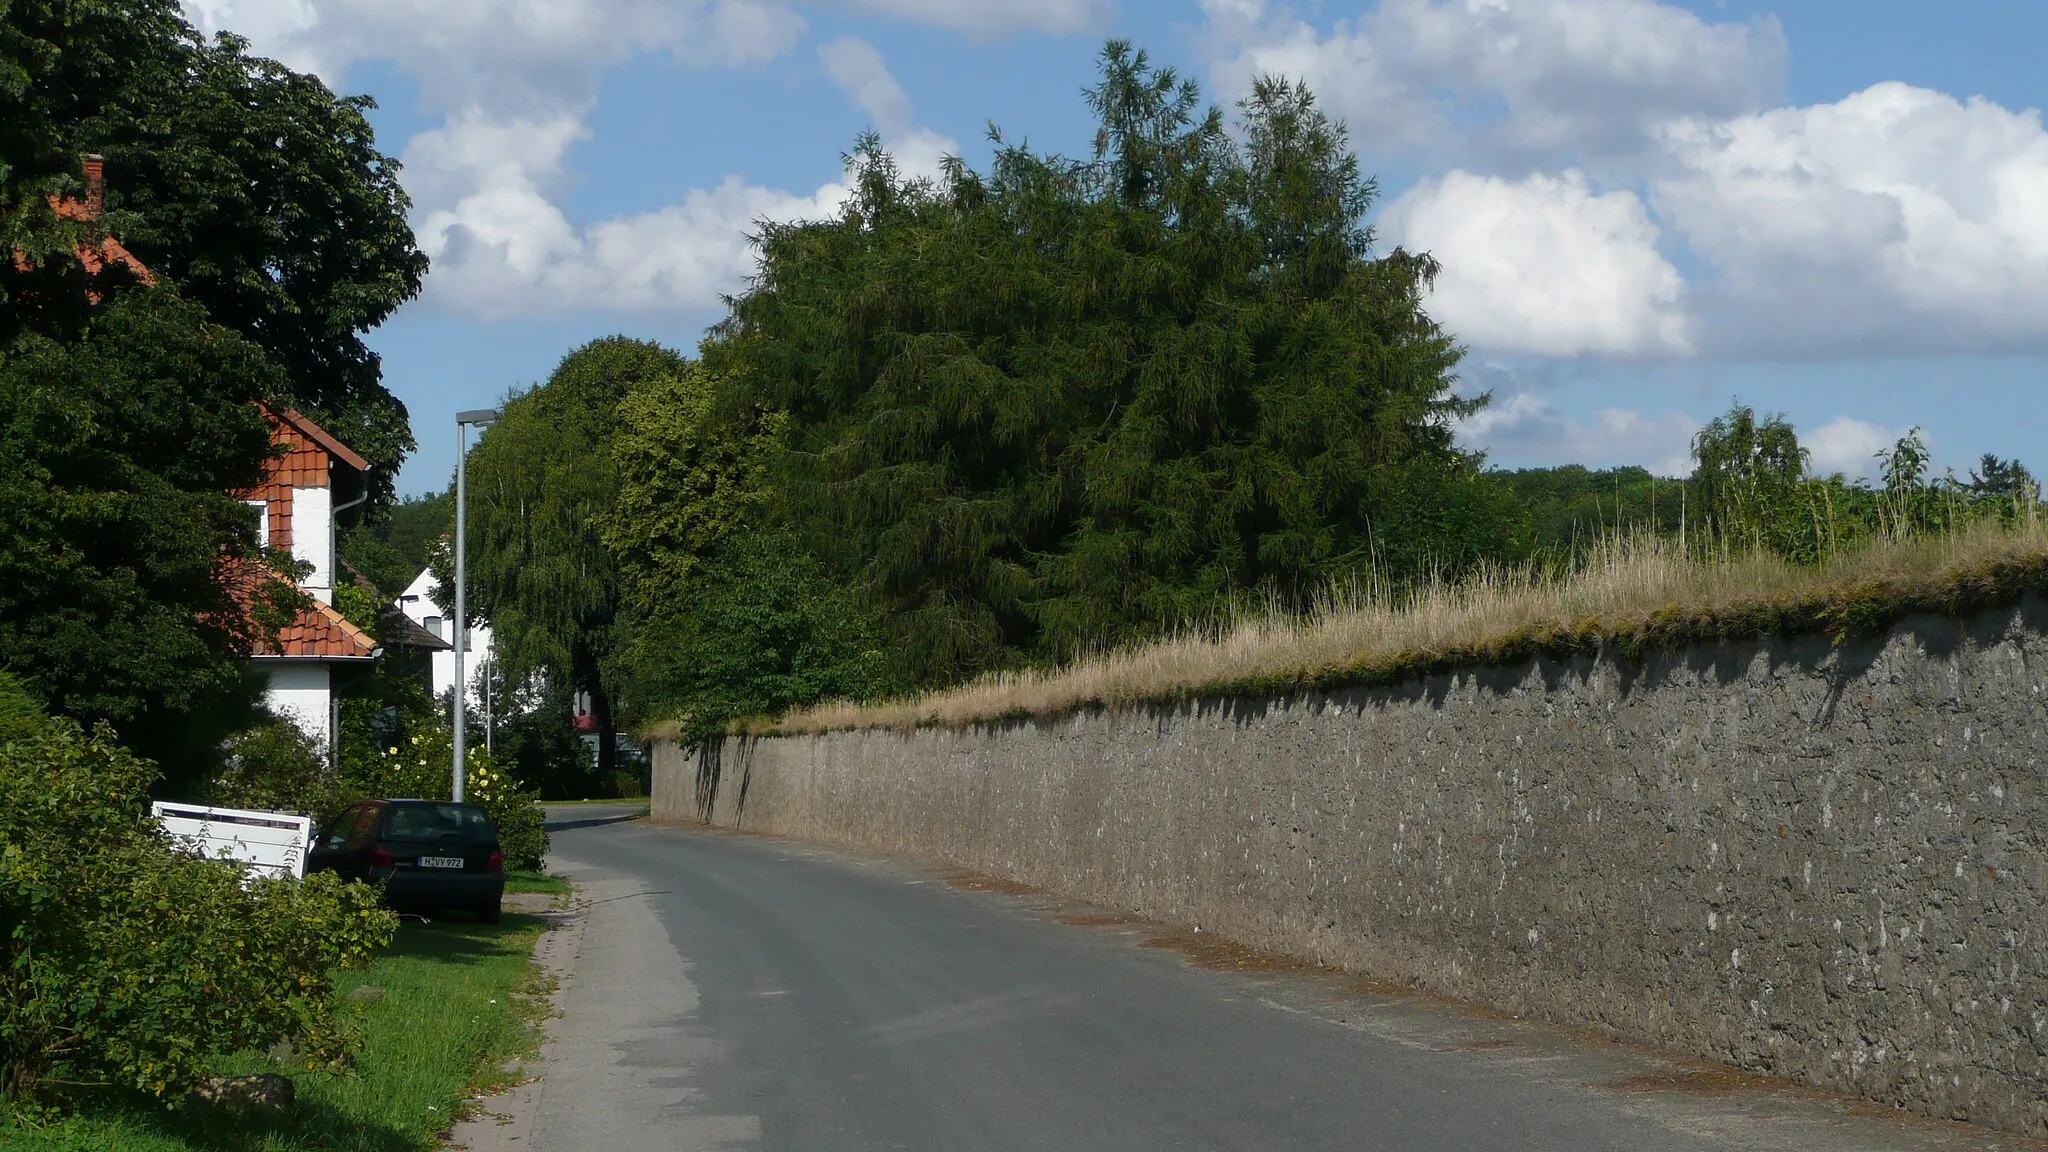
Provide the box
[395,568,493,705]
[292,484,334,604]
[264,662,334,750]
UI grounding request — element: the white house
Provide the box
[394,567,494,709]
[235,407,381,750]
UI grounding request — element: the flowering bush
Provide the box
[468,760,549,871]
[365,730,453,802]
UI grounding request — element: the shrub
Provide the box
[468,761,550,871]
[353,729,454,803]
[0,688,396,1112]
[0,676,39,738]
[211,716,350,820]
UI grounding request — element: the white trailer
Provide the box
[151,803,313,881]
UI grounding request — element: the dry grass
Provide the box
[767,517,2048,735]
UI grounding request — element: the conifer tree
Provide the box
[708,43,1482,685]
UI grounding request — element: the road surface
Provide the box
[518,805,2031,1152]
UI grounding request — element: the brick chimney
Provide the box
[79,154,105,218]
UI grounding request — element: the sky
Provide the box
[177,0,2048,497]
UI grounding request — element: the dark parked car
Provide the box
[308,799,505,922]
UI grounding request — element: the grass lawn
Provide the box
[3,913,549,1151]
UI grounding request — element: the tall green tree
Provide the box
[604,365,889,739]
[1,0,427,503]
[1,0,419,777]
[1493,465,1685,559]
[1968,454,2038,502]
[0,288,287,782]
[708,44,1474,684]
[630,532,889,744]
[604,365,780,617]
[464,338,685,778]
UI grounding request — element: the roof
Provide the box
[12,156,157,294]
[271,407,371,474]
[256,598,380,661]
[226,561,379,661]
[382,606,452,651]
[9,222,156,296]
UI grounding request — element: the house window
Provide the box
[245,500,269,549]
[423,615,443,640]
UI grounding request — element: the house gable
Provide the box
[235,406,377,662]
[234,406,370,608]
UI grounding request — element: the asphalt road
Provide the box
[526,807,2028,1152]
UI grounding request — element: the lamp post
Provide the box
[453,408,499,802]
[483,652,493,757]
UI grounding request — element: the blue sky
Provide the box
[180,0,2048,495]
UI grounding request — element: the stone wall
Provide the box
[653,598,2048,1133]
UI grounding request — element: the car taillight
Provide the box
[486,850,504,873]
[367,846,395,868]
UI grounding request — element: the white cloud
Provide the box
[182,2,976,318]
[403,104,859,317]
[1205,0,1785,167]
[841,0,1107,37]
[819,35,960,179]
[185,0,1095,96]
[426,173,853,317]
[1455,388,1699,475]
[1803,416,1908,481]
[1206,2,2048,362]
[1384,170,1690,357]
[1655,83,2048,356]
[405,111,855,316]
[820,35,914,130]
[184,0,806,109]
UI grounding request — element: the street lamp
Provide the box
[453,408,499,802]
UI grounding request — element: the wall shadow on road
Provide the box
[544,812,645,833]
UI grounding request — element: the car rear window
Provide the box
[383,804,494,841]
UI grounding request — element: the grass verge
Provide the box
[770,519,2048,734]
[505,868,570,896]
[2,914,548,1151]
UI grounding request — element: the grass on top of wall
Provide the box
[764,517,2048,736]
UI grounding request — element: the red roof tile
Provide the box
[273,407,371,474]
[220,563,378,661]
[12,158,157,295]
[259,599,379,660]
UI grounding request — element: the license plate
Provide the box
[418,856,465,870]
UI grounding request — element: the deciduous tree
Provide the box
[0,289,285,780]
[2,0,426,503]
[1,0,419,776]
[463,338,684,779]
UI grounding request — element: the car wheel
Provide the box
[478,901,502,925]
